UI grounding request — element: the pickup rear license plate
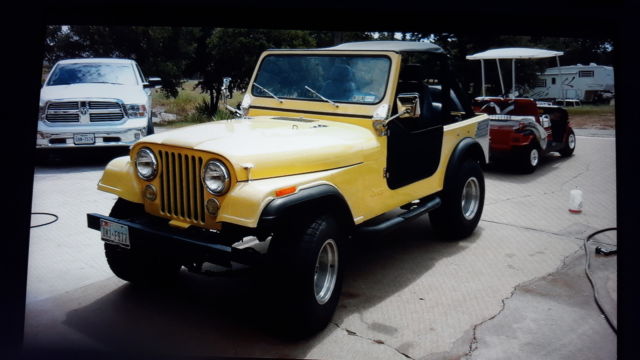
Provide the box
[100,219,130,248]
[74,133,95,145]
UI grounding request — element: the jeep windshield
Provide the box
[47,63,138,86]
[252,55,391,104]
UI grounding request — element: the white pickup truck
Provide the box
[37,58,161,150]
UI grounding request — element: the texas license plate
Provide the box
[74,133,95,145]
[100,219,130,248]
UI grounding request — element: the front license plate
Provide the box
[100,219,130,248]
[74,133,95,145]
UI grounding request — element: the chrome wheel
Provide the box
[314,239,338,305]
[461,177,480,220]
[568,133,576,149]
[529,147,539,167]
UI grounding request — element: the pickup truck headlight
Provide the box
[202,160,230,195]
[126,104,148,118]
[135,147,158,180]
[38,103,46,120]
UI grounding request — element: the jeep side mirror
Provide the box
[372,92,422,136]
[396,93,421,118]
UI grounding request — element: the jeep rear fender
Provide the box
[444,137,486,186]
[97,156,144,204]
[258,184,354,231]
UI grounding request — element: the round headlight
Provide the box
[135,147,157,180]
[202,160,230,195]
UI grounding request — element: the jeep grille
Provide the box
[158,150,206,224]
[45,101,125,123]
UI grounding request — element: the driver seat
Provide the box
[397,64,436,127]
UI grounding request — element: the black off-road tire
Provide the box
[559,129,576,157]
[520,142,541,173]
[429,160,485,240]
[104,198,181,284]
[268,214,345,337]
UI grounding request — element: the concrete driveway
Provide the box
[24,129,616,359]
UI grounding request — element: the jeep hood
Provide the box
[141,117,380,181]
[40,83,147,104]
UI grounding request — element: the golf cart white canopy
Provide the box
[466,47,564,97]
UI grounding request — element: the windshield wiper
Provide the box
[253,83,283,103]
[304,86,339,108]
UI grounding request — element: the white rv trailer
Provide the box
[529,63,614,103]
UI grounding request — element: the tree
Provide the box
[186,28,319,116]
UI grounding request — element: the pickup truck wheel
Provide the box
[559,129,576,157]
[104,198,180,284]
[269,214,344,336]
[430,160,484,240]
[521,143,541,173]
[146,116,155,135]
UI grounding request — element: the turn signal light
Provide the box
[275,186,297,197]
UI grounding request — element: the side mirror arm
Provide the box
[373,108,410,136]
[225,104,243,117]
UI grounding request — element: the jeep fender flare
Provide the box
[444,137,486,188]
[97,156,144,204]
[258,184,354,232]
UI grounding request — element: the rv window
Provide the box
[551,78,556,85]
[579,70,595,78]
[535,79,546,87]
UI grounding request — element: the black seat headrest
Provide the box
[399,64,424,83]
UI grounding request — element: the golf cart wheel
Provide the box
[560,129,576,157]
[521,142,541,173]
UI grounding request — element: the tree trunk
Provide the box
[208,87,216,117]
[212,83,221,116]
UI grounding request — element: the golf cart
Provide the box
[467,48,576,172]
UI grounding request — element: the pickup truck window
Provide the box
[135,63,146,83]
[252,55,391,104]
[47,63,138,86]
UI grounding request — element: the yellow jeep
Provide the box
[87,40,489,335]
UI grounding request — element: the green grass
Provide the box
[152,80,209,119]
[565,104,615,117]
[153,81,247,127]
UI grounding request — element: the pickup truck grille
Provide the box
[48,102,79,111]
[45,113,80,122]
[90,113,125,122]
[158,150,206,224]
[89,101,122,110]
[45,101,125,123]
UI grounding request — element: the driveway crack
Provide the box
[463,247,582,359]
[331,322,414,359]
[480,219,583,241]
[561,162,591,188]
[464,285,518,359]
[486,162,591,207]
